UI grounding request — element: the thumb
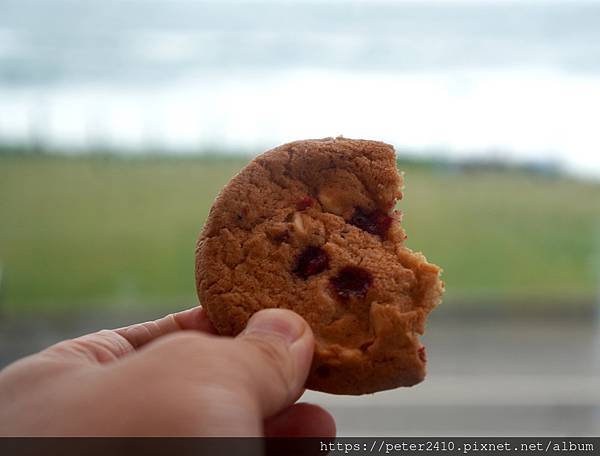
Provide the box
[234,309,314,418]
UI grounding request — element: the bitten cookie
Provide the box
[195,137,443,395]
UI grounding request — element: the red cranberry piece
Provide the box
[330,266,373,299]
[294,246,329,278]
[296,195,314,211]
[418,346,427,363]
[349,208,393,237]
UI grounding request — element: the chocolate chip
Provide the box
[349,208,393,238]
[294,246,329,279]
[272,232,290,243]
[330,266,373,299]
[316,365,331,378]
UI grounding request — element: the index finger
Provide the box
[42,306,217,366]
[114,306,217,349]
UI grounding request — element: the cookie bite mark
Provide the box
[294,246,330,279]
[330,266,373,299]
[349,208,394,238]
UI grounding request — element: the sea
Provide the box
[1,0,600,177]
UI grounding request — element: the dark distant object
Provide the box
[395,151,562,178]
[457,157,561,178]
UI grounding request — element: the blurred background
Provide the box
[1,0,600,436]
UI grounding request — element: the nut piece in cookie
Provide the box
[195,137,444,395]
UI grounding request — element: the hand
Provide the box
[0,307,336,436]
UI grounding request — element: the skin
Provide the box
[0,307,336,437]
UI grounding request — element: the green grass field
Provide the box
[0,153,599,316]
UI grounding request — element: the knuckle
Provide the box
[47,334,118,364]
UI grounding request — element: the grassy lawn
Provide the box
[0,153,599,316]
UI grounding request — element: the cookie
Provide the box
[195,137,443,395]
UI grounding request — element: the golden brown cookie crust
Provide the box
[195,137,443,395]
